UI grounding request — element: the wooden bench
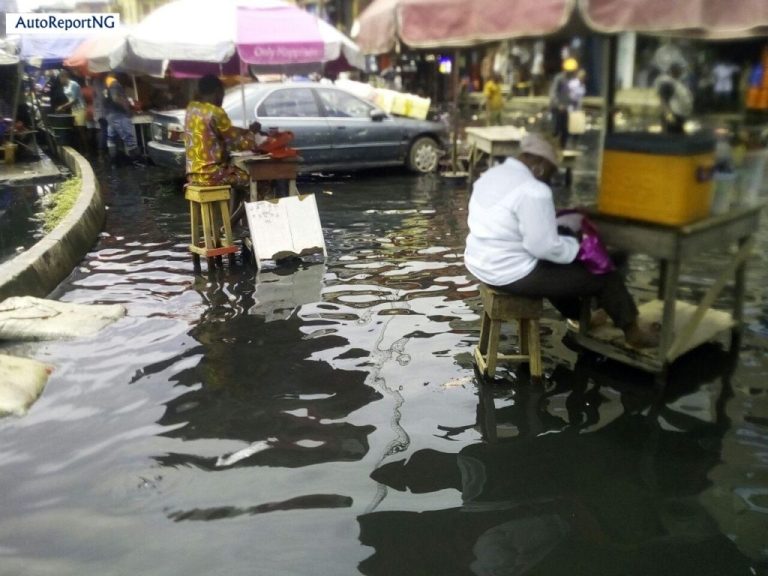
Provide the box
[474,284,544,379]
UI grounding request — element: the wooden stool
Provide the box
[474,284,544,379]
[185,184,238,270]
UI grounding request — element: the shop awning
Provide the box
[581,0,768,39]
[353,0,574,54]
[354,0,768,54]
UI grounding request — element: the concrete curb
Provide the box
[0,147,105,301]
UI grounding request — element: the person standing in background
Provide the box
[550,58,578,149]
[530,40,545,96]
[566,69,587,147]
[483,72,505,126]
[104,73,142,164]
[56,70,88,153]
[711,61,740,111]
[89,76,108,156]
[80,76,96,155]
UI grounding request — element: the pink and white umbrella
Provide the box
[63,26,164,76]
[128,0,364,73]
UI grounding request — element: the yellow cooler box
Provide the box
[598,132,715,225]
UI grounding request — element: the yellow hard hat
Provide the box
[563,58,578,72]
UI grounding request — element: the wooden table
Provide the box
[572,202,765,375]
[464,126,526,184]
[233,153,301,201]
[464,126,579,187]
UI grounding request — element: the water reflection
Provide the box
[250,262,326,321]
[359,344,752,576]
[0,180,61,264]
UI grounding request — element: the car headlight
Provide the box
[150,123,163,141]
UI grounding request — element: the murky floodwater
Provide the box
[0,180,62,266]
[1,149,767,575]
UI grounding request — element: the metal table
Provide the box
[572,202,765,374]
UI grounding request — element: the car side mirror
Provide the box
[370,110,387,122]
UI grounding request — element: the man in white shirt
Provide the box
[464,133,658,348]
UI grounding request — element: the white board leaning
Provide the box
[244,194,326,269]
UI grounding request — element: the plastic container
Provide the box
[598,132,715,225]
[3,142,17,164]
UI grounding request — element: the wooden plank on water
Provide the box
[571,299,734,372]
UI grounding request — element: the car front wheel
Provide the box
[407,136,440,173]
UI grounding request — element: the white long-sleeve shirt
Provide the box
[464,157,579,286]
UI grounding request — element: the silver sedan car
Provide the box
[147,82,449,176]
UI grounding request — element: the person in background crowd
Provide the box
[80,75,96,154]
[104,73,142,164]
[483,72,505,126]
[653,63,693,134]
[530,40,545,96]
[41,70,67,113]
[549,58,578,149]
[89,76,108,155]
[566,69,587,147]
[184,74,293,225]
[711,60,740,111]
[464,132,660,349]
[568,69,586,110]
[56,70,88,153]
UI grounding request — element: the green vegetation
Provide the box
[42,177,81,233]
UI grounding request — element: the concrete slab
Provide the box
[0,146,105,301]
[0,156,62,185]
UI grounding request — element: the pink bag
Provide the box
[556,209,615,275]
[577,217,615,275]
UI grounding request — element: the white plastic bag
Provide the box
[568,110,586,135]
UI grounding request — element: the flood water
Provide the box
[1,154,767,576]
[0,181,60,266]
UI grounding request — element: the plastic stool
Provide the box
[474,284,544,379]
[185,184,238,270]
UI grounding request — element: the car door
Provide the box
[254,86,334,167]
[315,87,404,168]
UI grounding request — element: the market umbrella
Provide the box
[19,35,86,69]
[63,26,165,76]
[128,0,364,75]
